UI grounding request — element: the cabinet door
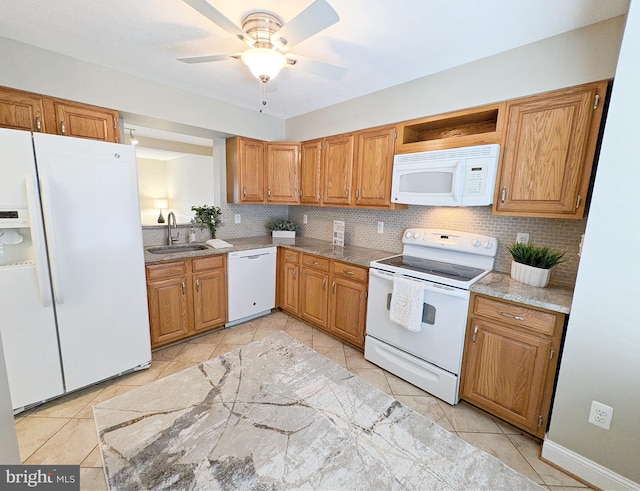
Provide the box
[238,137,265,203]
[266,143,300,204]
[353,126,395,207]
[322,134,354,205]
[53,102,119,142]
[300,139,323,204]
[495,81,607,218]
[300,268,329,327]
[281,262,300,315]
[147,276,191,348]
[461,318,553,437]
[328,276,367,348]
[193,270,227,332]
[0,87,46,132]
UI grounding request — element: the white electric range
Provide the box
[365,228,498,404]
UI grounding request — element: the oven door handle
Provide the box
[370,269,469,299]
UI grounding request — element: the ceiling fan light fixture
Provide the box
[241,47,286,83]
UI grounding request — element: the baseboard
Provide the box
[541,439,639,490]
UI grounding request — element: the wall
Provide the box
[0,36,285,142]
[542,0,640,487]
[137,157,168,225]
[286,16,625,141]
[289,206,585,286]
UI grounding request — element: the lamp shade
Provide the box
[153,199,168,209]
[241,48,286,82]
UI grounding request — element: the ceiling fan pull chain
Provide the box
[259,80,267,113]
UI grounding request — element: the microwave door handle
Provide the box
[453,161,465,203]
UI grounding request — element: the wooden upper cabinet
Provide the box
[353,126,396,208]
[300,139,323,204]
[494,80,608,219]
[0,86,119,142]
[322,133,355,205]
[0,87,46,132]
[395,103,505,154]
[266,142,300,204]
[51,101,119,142]
[226,136,265,203]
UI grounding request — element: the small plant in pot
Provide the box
[191,204,222,239]
[507,242,564,288]
[267,218,300,239]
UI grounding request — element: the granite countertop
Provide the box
[144,237,573,313]
[143,236,396,268]
[471,272,574,314]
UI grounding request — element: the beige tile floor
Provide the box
[14,311,591,491]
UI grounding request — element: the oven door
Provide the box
[365,268,470,374]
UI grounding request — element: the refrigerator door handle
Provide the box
[25,175,52,308]
[39,177,65,305]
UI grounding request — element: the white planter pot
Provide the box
[271,231,295,238]
[510,261,551,288]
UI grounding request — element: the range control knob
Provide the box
[483,241,494,249]
[472,239,482,247]
[405,231,412,238]
[413,232,420,239]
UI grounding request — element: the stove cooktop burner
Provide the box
[375,255,487,282]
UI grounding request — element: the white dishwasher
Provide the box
[226,246,277,327]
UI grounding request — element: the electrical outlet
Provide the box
[377,221,384,233]
[516,232,530,244]
[234,214,241,224]
[588,400,613,430]
[303,214,308,224]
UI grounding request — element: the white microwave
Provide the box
[391,144,500,206]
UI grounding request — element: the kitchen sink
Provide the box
[147,244,209,254]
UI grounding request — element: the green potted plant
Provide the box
[191,204,222,239]
[267,218,300,239]
[506,242,564,288]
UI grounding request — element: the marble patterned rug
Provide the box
[93,332,542,490]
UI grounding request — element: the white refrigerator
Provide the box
[0,128,151,411]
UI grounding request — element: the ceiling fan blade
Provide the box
[178,53,239,64]
[286,54,347,80]
[273,0,339,49]
[182,0,254,47]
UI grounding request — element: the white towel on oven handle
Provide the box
[389,274,423,332]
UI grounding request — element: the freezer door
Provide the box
[33,134,151,391]
[0,128,64,409]
[0,265,64,408]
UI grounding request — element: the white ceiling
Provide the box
[0,0,630,120]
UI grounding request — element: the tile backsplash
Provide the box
[288,206,585,287]
[142,201,585,287]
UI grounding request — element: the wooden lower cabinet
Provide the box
[147,275,191,346]
[278,249,301,316]
[328,275,367,347]
[146,255,227,348]
[461,293,565,438]
[300,262,330,328]
[279,250,368,348]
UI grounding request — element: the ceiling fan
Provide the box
[179,0,345,83]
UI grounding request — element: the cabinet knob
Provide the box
[501,186,507,203]
[35,114,42,131]
[322,278,326,289]
[332,281,336,293]
[472,325,478,343]
[181,281,185,294]
[60,120,66,135]
[196,278,200,291]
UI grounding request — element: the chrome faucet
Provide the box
[167,211,179,245]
